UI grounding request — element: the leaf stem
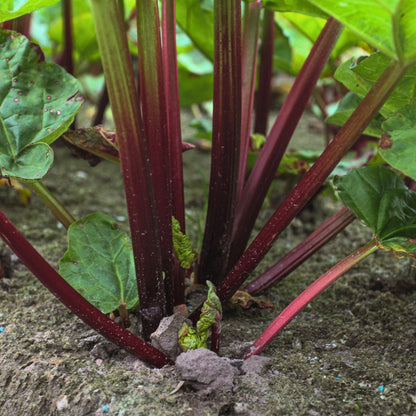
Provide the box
[0,209,173,367]
[90,0,165,338]
[229,17,343,269]
[244,206,356,295]
[253,8,275,135]
[238,0,261,201]
[243,239,378,359]
[161,0,186,305]
[216,59,408,306]
[197,0,242,285]
[136,0,174,314]
[27,180,76,229]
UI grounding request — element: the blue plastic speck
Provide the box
[378,385,384,392]
[0,327,4,333]
[102,405,109,413]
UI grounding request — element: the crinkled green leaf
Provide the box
[172,217,197,269]
[197,281,222,336]
[307,0,416,65]
[0,29,83,179]
[178,281,221,351]
[379,102,416,181]
[334,53,416,118]
[59,213,139,314]
[178,322,207,351]
[336,166,416,257]
[326,92,384,137]
[0,0,59,22]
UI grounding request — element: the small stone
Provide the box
[150,313,192,360]
[175,348,238,395]
[241,355,271,376]
[56,395,69,411]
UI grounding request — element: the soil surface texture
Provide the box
[0,111,415,415]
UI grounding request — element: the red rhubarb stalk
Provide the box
[197,0,242,285]
[244,206,356,295]
[90,0,166,338]
[243,240,378,359]
[229,18,343,269]
[0,210,173,367]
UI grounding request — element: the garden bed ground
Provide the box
[0,111,415,415]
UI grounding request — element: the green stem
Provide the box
[27,180,75,229]
[243,239,378,359]
[238,0,261,200]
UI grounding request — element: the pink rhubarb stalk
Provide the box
[243,239,378,359]
[244,206,356,295]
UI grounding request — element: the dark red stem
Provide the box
[197,0,242,285]
[244,206,356,295]
[228,18,343,270]
[162,0,186,305]
[210,314,221,355]
[91,0,166,339]
[0,209,173,367]
[215,59,407,306]
[136,0,174,314]
[60,0,74,75]
[253,8,275,135]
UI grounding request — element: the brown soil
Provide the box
[0,112,415,415]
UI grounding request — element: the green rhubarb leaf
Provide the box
[274,12,366,75]
[59,212,139,314]
[376,189,416,256]
[264,0,327,18]
[172,217,197,269]
[334,53,416,118]
[379,102,416,181]
[0,29,83,179]
[176,0,214,62]
[326,92,384,137]
[0,0,59,22]
[336,166,416,257]
[307,0,416,65]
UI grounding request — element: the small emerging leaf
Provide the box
[172,217,197,269]
[59,213,139,314]
[178,281,222,351]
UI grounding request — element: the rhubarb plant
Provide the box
[0,0,415,368]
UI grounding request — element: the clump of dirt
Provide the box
[1,113,416,415]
